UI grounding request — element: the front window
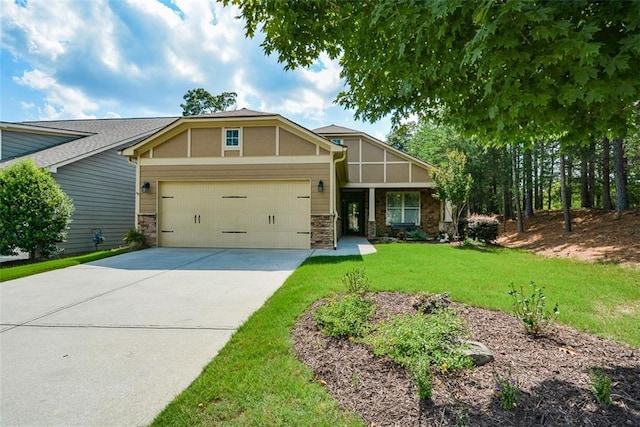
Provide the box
[386,191,420,225]
[225,128,240,148]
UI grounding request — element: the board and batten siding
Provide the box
[139,163,331,215]
[1,130,76,160]
[343,137,432,185]
[54,148,136,254]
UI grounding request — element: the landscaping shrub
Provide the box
[362,309,473,400]
[0,159,74,260]
[589,367,612,405]
[467,215,499,242]
[412,292,451,314]
[314,294,376,338]
[406,229,428,241]
[461,238,487,248]
[342,268,372,295]
[123,228,148,249]
[493,369,521,410]
[508,281,560,337]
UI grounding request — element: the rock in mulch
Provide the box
[463,340,494,367]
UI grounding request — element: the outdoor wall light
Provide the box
[317,180,324,193]
[141,182,150,193]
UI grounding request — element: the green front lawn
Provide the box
[0,248,130,282]
[153,243,640,426]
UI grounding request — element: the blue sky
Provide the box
[0,0,392,140]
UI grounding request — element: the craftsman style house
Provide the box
[122,109,446,249]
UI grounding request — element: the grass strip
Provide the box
[152,244,639,426]
[0,247,130,282]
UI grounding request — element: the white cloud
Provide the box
[275,89,331,122]
[298,53,343,94]
[166,49,205,83]
[1,0,393,138]
[232,69,261,109]
[1,0,95,61]
[14,69,98,120]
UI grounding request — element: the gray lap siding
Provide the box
[54,149,135,254]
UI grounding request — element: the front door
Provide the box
[344,200,364,235]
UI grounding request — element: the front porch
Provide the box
[340,188,442,240]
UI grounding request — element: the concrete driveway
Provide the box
[0,248,310,426]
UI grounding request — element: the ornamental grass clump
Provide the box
[123,228,148,249]
[508,281,559,337]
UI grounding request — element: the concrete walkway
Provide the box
[310,236,377,257]
[0,248,309,427]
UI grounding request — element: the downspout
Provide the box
[125,156,139,228]
[332,149,347,249]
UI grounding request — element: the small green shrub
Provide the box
[314,294,376,338]
[412,292,451,314]
[508,281,559,337]
[461,238,486,248]
[362,309,472,400]
[0,159,74,260]
[342,268,372,295]
[123,228,148,249]
[413,358,433,399]
[467,215,499,242]
[406,229,428,241]
[589,368,612,405]
[493,369,521,410]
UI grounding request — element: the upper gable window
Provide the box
[225,128,240,149]
[331,138,343,145]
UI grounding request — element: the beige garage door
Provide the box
[158,181,311,249]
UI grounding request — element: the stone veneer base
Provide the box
[311,214,335,249]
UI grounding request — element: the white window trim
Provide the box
[224,127,241,151]
[386,191,421,225]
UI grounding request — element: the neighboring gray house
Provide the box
[0,117,176,255]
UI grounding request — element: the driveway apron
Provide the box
[0,248,309,426]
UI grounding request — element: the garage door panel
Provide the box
[158,180,311,249]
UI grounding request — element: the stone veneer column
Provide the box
[368,187,376,239]
[311,214,334,249]
[138,214,157,247]
[367,221,376,239]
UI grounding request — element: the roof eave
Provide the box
[0,122,94,137]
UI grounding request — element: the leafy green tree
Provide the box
[180,88,237,116]
[0,159,74,260]
[432,149,473,240]
[387,120,504,215]
[229,1,639,144]
[385,122,415,152]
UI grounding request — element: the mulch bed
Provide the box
[292,292,640,426]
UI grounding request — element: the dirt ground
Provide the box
[294,293,640,427]
[496,208,640,268]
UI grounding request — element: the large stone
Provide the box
[463,340,494,366]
